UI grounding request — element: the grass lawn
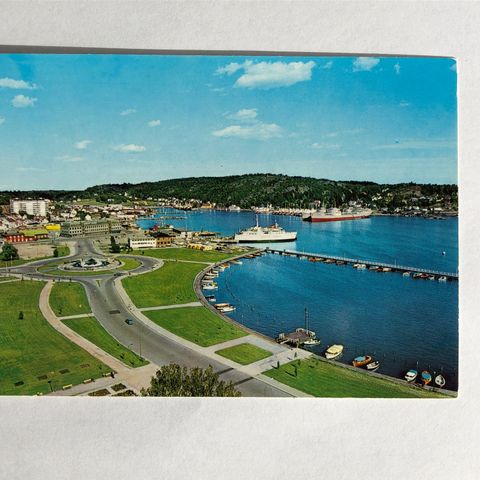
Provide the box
[63,316,148,368]
[0,246,69,268]
[117,257,142,271]
[215,343,273,365]
[49,282,91,317]
[146,307,247,347]
[122,261,205,307]
[132,247,240,263]
[264,357,449,398]
[0,276,18,283]
[0,281,111,395]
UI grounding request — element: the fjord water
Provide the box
[139,210,459,388]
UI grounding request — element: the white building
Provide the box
[10,199,50,217]
[128,236,157,249]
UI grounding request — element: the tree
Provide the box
[53,247,59,257]
[110,235,121,253]
[1,243,19,261]
[18,311,24,320]
[141,364,241,397]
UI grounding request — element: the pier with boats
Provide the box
[265,248,458,281]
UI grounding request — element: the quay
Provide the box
[265,248,458,280]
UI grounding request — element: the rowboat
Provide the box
[435,374,446,388]
[405,369,418,382]
[421,370,432,386]
[325,344,344,360]
[366,361,380,371]
[352,355,372,367]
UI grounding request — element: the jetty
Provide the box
[266,248,458,281]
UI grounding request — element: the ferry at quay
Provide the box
[302,206,372,223]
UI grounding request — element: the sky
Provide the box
[0,54,457,190]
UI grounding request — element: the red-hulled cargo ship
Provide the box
[302,207,372,222]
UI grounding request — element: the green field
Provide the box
[122,261,205,307]
[0,245,69,268]
[132,247,240,263]
[215,343,273,365]
[55,245,70,257]
[0,281,111,395]
[49,282,91,317]
[146,307,247,347]
[117,257,142,271]
[63,316,148,368]
[264,357,449,398]
[0,276,18,283]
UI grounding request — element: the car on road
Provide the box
[125,318,134,325]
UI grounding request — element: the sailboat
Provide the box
[298,308,321,346]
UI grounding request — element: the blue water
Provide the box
[139,209,459,389]
[138,210,458,272]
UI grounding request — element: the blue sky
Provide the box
[0,54,457,190]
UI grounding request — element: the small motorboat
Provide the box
[366,361,380,371]
[435,374,446,388]
[202,283,218,290]
[325,344,344,360]
[403,271,411,277]
[352,355,372,367]
[214,303,236,313]
[230,260,242,265]
[303,337,321,346]
[438,276,448,282]
[405,369,418,382]
[421,370,432,386]
[205,295,216,302]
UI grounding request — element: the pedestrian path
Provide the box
[58,312,95,320]
[139,301,202,311]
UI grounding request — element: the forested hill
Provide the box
[84,174,457,209]
[0,174,457,209]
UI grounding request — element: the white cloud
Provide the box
[216,60,316,89]
[75,139,92,150]
[399,101,410,107]
[394,63,401,75]
[311,142,340,149]
[373,139,455,150]
[16,166,43,172]
[120,108,136,116]
[0,77,37,89]
[226,108,258,122]
[212,123,282,140]
[56,155,84,163]
[148,119,161,127]
[320,61,333,70]
[11,94,37,108]
[353,57,380,72]
[0,117,5,125]
[216,63,243,76]
[113,143,146,153]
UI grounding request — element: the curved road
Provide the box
[1,239,291,397]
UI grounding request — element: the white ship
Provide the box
[234,217,297,243]
[302,206,372,222]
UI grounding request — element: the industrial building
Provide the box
[61,220,122,237]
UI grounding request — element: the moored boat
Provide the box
[325,344,344,360]
[405,369,418,382]
[366,360,380,371]
[205,295,216,302]
[352,355,372,367]
[438,276,448,282]
[435,374,446,388]
[421,370,432,385]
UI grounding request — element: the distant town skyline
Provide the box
[0,54,457,190]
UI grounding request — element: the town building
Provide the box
[61,220,122,237]
[4,228,49,243]
[10,199,50,217]
[128,236,157,249]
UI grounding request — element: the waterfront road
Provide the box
[2,238,292,397]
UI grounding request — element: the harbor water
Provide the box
[139,210,459,389]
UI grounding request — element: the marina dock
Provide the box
[265,248,458,280]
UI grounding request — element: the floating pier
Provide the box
[266,248,458,281]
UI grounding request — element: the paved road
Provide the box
[3,238,292,397]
